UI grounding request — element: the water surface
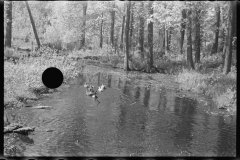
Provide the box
[8,65,236,156]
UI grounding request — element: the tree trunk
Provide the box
[168,28,171,51]
[120,3,126,51]
[124,1,131,71]
[100,12,104,48]
[223,1,236,74]
[138,2,144,60]
[25,1,41,49]
[162,26,165,53]
[147,1,153,73]
[165,26,169,54]
[186,9,194,70]
[158,29,161,51]
[180,9,187,54]
[129,2,134,49]
[110,2,115,47]
[211,5,220,55]
[195,9,201,63]
[81,2,87,48]
[5,1,12,48]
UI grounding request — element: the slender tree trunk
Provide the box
[100,12,104,48]
[120,4,126,51]
[129,2,134,49]
[5,1,12,48]
[158,29,161,51]
[211,5,220,55]
[114,27,120,54]
[110,2,115,47]
[223,1,236,74]
[124,1,131,71]
[81,2,87,48]
[147,1,153,73]
[195,9,201,63]
[162,26,165,53]
[180,9,187,54]
[186,9,194,70]
[168,28,171,51]
[138,2,144,60]
[25,1,41,49]
[165,26,169,54]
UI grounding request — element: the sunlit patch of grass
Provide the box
[176,66,236,112]
[176,69,208,93]
[4,48,85,108]
[215,87,236,112]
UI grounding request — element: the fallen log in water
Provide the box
[32,105,52,109]
[4,123,23,133]
[4,123,35,134]
[13,127,35,133]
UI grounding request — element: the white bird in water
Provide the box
[84,82,89,88]
[98,84,106,92]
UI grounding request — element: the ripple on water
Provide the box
[17,66,236,156]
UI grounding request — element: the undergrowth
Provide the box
[4,47,86,108]
[176,56,236,113]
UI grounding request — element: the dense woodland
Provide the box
[4,1,236,113]
[4,1,236,74]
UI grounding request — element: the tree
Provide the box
[5,1,12,48]
[147,1,153,73]
[120,2,126,50]
[223,1,236,74]
[81,1,87,48]
[180,9,187,54]
[138,2,144,60]
[186,8,194,69]
[120,2,126,51]
[25,1,41,49]
[129,2,134,49]
[168,28,172,51]
[165,26,169,53]
[124,1,131,71]
[194,8,201,63]
[110,2,115,47]
[100,12,104,48]
[162,25,165,53]
[211,5,220,55]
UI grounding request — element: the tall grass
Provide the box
[4,47,86,107]
[176,57,236,113]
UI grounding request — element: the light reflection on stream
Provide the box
[7,65,236,156]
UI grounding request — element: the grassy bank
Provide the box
[4,47,86,109]
[62,47,237,114]
[175,54,236,113]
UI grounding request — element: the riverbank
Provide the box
[4,47,236,121]
[4,48,86,155]
[4,61,235,156]
[80,49,236,114]
[4,47,236,155]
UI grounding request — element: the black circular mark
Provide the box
[42,67,63,89]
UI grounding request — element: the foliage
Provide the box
[176,65,236,111]
[4,48,85,107]
[4,1,236,113]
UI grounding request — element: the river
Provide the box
[5,65,236,156]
